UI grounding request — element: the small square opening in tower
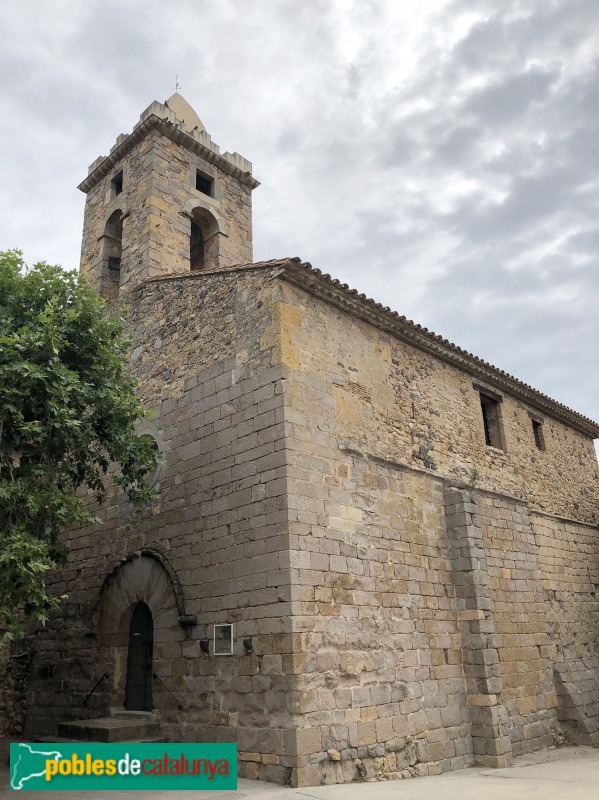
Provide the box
[532,419,545,450]
[195,170,213,197]
[111,171,123,196]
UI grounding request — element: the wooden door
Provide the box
[124,602,153,711]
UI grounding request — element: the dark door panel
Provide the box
[124,602,153,711]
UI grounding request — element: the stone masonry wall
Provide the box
[284,431,472,784]
[23,269,302,784]
[443,486,513,768]
[477,493,558,756]
[270,277,598,783]
[271,280,597,523]
[0,640,32,737]
[532,512,599,744]
[272,294,473,782]
[532,513,599,663]
[126,266,276,407]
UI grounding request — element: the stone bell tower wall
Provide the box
[79,134,152,298]
[79,97,257,300]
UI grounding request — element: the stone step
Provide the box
[108,708,158,720]
[57,716,163,743]
[35,735,169,744]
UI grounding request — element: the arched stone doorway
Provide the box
[125,601,153,711]
[95,550,195,710]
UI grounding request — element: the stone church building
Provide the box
[1,94,598,787]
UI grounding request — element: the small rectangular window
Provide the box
[479,393,504,449]
[196,170,213,196]
[532,419,545,450]
[111,171,123,196]
[213,623,233,655]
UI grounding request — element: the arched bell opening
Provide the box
[189,207,221,272]
[190,219,205,271]
[99,210,124,300]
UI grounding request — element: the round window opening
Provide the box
[139,434,162,488]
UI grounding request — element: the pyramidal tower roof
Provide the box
[164,92,205,132]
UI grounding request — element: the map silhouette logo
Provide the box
[11,743,63,790]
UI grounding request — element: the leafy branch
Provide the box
[0,250,159,644]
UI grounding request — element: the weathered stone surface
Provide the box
[2,94,597,791]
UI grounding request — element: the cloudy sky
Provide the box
[1,0,597,425]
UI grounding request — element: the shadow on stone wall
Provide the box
[554,658,599,746]
[0,640,32,737]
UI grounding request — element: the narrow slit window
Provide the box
[480,393,503,449]
[532,419,545,451]
[195,170,213,197]
[111,171,123,196]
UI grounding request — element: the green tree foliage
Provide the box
[0,250,158,644]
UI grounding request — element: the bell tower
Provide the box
[78,93,259,300]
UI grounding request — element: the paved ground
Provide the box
[1,744,597,799]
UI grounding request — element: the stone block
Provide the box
[295,764,322,788]
[283,727,322,756]
[467,694,498,707]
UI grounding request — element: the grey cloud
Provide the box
[463,66,560,125]
[433,124,481,166]
[447,170,578,241]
